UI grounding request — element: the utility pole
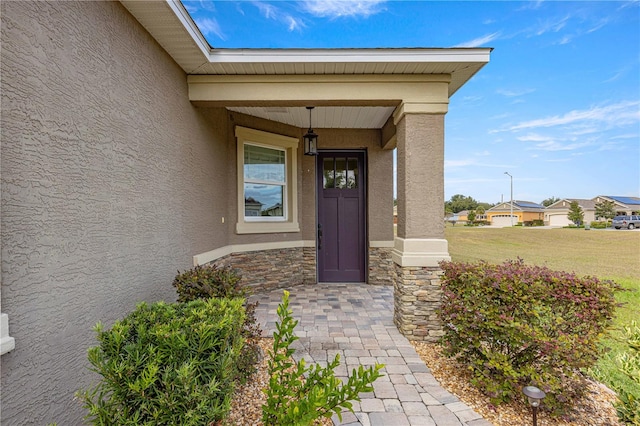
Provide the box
[504,172,513,226]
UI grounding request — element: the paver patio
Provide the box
[251,283,492,426]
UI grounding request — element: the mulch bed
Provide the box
[411,341,622,426]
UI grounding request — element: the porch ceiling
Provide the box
[227,106,396,129]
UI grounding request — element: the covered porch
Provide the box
[123,0,491,341]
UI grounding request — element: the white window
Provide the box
[235,126,300,234]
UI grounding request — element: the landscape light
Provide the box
[523,385,546,426]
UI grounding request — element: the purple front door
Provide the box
[317,151,366,282]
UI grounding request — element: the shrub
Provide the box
[590,221,608,229]
[173,264,262,381]
[614,321,640,425]
[262,291,384,425]
[76,298,246,425]
[438,259,620,413]
[532,219,544,226]
[173,264,246,301]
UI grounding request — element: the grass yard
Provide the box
[445,225,640,396]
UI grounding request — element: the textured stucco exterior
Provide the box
[1,2,229,423]
[395,113,446,240]
[0,0,485,422]
[1,4,398,423]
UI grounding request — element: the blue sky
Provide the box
[183,0,639,205]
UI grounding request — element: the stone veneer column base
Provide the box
[393,263,445,342]
[368,247,394,285]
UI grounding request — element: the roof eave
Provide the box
[120,0,491,95]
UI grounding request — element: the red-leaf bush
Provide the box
[438,259,620,412]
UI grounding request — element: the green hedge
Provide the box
[77,298,246,425]
[438,259,619,413]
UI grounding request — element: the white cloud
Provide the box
[557,35,573,45]
[286,15,305,31]
[498,101,640,133]
[532,15,570,37]
[517,133,554,142]
[445,158,512,169]
[531,140,593,152]
[454,32,501,48]
[463,95,483,103]
[255,2,277,19]
[302,0,386,18]
[445,159,476,168]
[194,17,226,40]
[253,2,306,32]
[545,158,572,163]
[496,88,536,97]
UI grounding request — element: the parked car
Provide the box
[612,215,640,229]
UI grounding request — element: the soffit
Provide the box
[119,0,491,130]
[119,1,491,95]
[227,106,396,129]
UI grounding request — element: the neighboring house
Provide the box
[263,202,283,217]
[452,210,486,223]
[593,195,640,216]
[486,200,545,226]
[1,1,490,424]
[545,199,596,227]
[454,210,469,222]
[244,197,264,216]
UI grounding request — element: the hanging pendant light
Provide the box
[303,106,318,156]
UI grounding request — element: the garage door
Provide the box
[549,214,570,227]
[491,215,517,227]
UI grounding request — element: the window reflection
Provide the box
[323,156,358,189]
[244,184,284,217]
[244,144,285,182]
[323,158,334,189]
[347,157,358,189]
[335,158,346,189]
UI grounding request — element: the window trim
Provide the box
[235,126,300,234]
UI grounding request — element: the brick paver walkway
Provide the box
[252,284,492,426]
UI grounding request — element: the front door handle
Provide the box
[317,223,322,250]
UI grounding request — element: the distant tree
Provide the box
[467,210,477,222]
[476,206,485,216]
[478,202,494,212]
[446,194,479,213]
[567,201,584,226]
[595,200,616,221]
[542,196,561,207]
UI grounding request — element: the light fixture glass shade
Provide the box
[523,386,546,407]
[304,129,318,156]
[304,106,318,156]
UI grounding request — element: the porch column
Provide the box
[392,103,451,342]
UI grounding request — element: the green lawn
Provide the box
[445,226,640,396]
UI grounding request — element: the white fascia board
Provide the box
[166,0,211,57]
[206,48,492,65]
